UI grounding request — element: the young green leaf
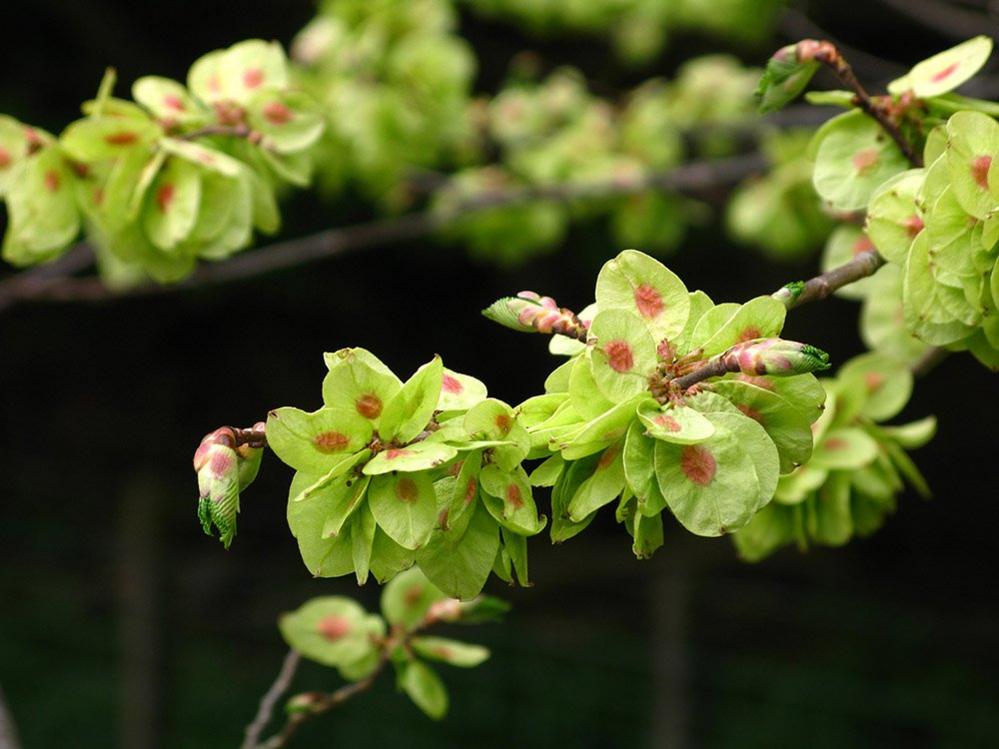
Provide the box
[266,406,373,474]
[368,471,437,550]
[381,567,447,630]
[379,356,444,443]
[399,660,449,720]
[411,637,490,668]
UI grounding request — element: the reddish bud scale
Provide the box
[972,155,992,189]
[512,292,589,339]
[717,338,830,377]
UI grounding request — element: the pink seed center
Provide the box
[852,148,880,174]
[634,283,664,319]
[604,340,634,373]
[680,445,716,486]
[395,478,418,502]
[972,155,992,189]
[313,431,349,453]
[317,615,351,641]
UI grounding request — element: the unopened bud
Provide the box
[285,691,323,715]
[719,338,830,377]
[757,42,821,114]
[482,292,588,340]
[193,425,264,549]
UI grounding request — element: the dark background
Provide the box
[1,1,997,747]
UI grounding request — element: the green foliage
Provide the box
[464,0,781,68]
[1,43,324,280]
[0,3,807,284]
[733,353,934,561]
[267,347,543,598]
[756,35,999,369]
[278,568,504,719]
[727,129,833,259]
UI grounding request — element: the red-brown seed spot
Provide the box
[385,448,412,460]
[904,214,924,238]
[209,450,233,475]
[355,393,382,419]
[243,68,265,89]
[262,101,293,125]
[824,437,847,451]
[317,615,352,641]
[464,479,476,504]
[104,131,138,146]
[433,646,453,659]
[655,414,682,432]
[972,155,992,189]
[851,235,876,256]
[634,283,664,319]
[852,148,880,174]
[605,340,634,373]
[92,187,105,206]
[737,326,761,343]
[43,170,60,192]
[597,445,620,470]
[931,62,959,83]
[197,152,216,165]
[448,460,464,478]
[737,374,774,390]
[438,508,450,530]
[0,147,12,169]
[163,94,185,111]
[156,183,175,212]
[208,74,221,93]
[441,374,463,394]
[313,431,349,453]
[864,372,884,392]
[395,477,419,503]
[680,445,716,486]
[403,584,423,607]
[505,483,524,509]
[737,403,764,423]
[495,413,512,434]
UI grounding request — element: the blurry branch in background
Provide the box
[0,152,766,310]
[241,650,301,749]
[779,7,907,79]
[0,684,21,749]
[798,40,923,165]
[876,0,999,40]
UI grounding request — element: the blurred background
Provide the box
[1,1,998,747]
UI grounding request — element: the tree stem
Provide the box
[241,650,302,749]
[800,39,923,167]
[772,250,886,309]
[258,658,388,749]
[0,153,765,310]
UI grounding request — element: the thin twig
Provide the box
[772,249,886,309]
[1,152,766,309]
[798,40,923,167]
[0,683,21,749]
[911,345,948,377]
[241,650,302,749]
[179,124,252,141]
[0,243,95,312]
[258,657,389,749]
[779,9,907,80]
[673,357,732,390]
